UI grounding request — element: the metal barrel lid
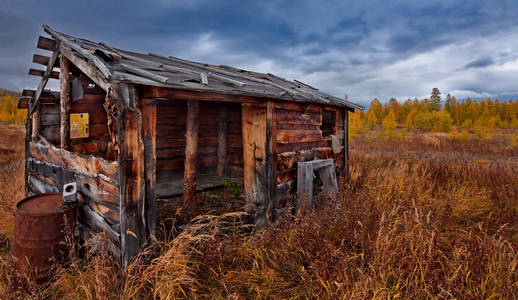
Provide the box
[16,192,69,216]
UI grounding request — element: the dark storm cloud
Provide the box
[462,57,495,70]
[2,0,518,104]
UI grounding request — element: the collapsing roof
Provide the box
[41,25,364,111]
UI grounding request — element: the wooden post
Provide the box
[142,99,157,240]
[242,103,267,228]
[118,87,146,268]
[265,101,277,221]
[31,102,40,141]
[344,109,350,176]
[183,100,199,204]
[59,55,71,150]
[216,105,228,177]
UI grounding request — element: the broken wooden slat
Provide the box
[120,63,171,84]
[37,36,57,51]
[183,100,199,204]
[60,55,71,150]
[29,68,60,80]
[44,25,112,79]
[29,141,119,184]
[59,45,111,91]
[216,105,228,176]
[79,205,120,242]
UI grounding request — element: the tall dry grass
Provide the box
[1,127,517,299]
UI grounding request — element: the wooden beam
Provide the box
[242,103,267,228]
[37,36,57,51]
[29,68,60,80]
[183,100,199,204]
[60,55,71,150]
[216,105,228,176]
[142,98,157,240]
[118,102,146,268]
[29,51,59,115]
[59,45,111,92]
[31,103,40,140]
[141,85,263,104]
[265,100,277,222]
[344,109,349,177]
[33,54,50,66]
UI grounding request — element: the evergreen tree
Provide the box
[429,88,441,111]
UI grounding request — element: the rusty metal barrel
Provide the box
[13,192,77,281]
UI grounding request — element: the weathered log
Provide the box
[216,105,228,176]
[60,55,71,150]
[276,129,322,144]
[265,101,277,222]
[141,85,263,104]
[142,99,157,239]
[29,141,119,184]
[183,100,199,204]
[32,104,40,141]
[118,87,146,268]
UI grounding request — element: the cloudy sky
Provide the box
[1,0,518,106]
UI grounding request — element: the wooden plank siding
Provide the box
[26,141,120,236]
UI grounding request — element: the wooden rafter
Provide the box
[29,50,59,116]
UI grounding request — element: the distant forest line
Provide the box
[350,88,518,138]
[1,87,518,133]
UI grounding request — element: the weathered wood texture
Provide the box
[154,101,243,181]
[296,159,338,209]
[142,98,157,239]
[265,101,277,221]
[118,93,146,268]
[60,55,71,150]
[242,103,268,227]
[27,141,120,233]
[183,100,199,204]
[216,105,228,176]
[227,105,243,177]
[31,103,40,140]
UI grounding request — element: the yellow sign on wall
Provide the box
[70,113,89,138]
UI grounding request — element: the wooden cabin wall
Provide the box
[26,141,120,254]
[273,102,345,204]
[69,73,110,158]
[154,100,243,180]
[226,103,243,177]
[39,101,60,145]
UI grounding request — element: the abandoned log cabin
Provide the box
[18,25,364,267]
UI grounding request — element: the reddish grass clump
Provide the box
[0,127,517,299]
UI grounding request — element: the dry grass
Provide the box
[1,126,517,299]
